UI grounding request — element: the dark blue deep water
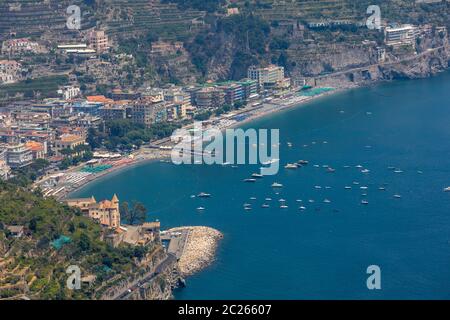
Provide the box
[72,73,450,299]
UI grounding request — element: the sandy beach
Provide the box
[165,226,223,277]
[36,85,352,200]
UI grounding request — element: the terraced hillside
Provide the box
[0,0,96,40]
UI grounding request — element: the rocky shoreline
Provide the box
[166,226,223,277]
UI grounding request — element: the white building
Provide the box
[247,65,286,89]
[0,59,21,84]
[385,24,418,47]
[1,38,41,55]
[58,86,81,100]
[6,143,33,169]
[0,149,11,180]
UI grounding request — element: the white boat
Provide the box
[360,186,368,190]
[280,205,289,209]
[271,182,283,188]
[265,198,272,201]
[262,159,280,165]
[379,187,386,191]
[250,197,257,200]
[244,203,252,207]
[299,206,306,210]
[244,207,252,211]
[444,187,450,192]
[308,199,315,203]
[197,207,205,211]
[323,199,331,204]
[345,186,352,190]
[252,173,264,178]
[287,142,293,147]
[394,170,404,173]
[278,199,286,202]
[361,200,369,205]
[198,192,211,198]
[296,199,303,202]
[394,195,402,199]
[314,186,322,189]
[244,178,257,183]
[285,163,298,169]
[361,169,370,174]
[190,195,196,198]
[327,167,336,173]
[262,204,270,208]
[298,160,309,165]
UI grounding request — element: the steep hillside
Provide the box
[0,181,173,300]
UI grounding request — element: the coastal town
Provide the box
[1,0,450,302]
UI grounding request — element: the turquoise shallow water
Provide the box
[72,73,450,299]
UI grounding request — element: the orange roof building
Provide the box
[86,95,114,104]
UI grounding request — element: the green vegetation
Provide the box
[0,75,69,100]
[162,0,225,12]
[0,181,152,299]
[120,201,147,225]
[58,145,94,170]
[87,120,182,151]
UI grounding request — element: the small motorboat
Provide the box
[298,160,309,165]
[378,187,386,191]
[393,195,402,199]
[262,204,270,208]
[299,206,306,210]
[271,182,283,188]
[323,199,331,204]
[198,192,211,198]
[252,173,264,178]
[361,200,369,205]
[444,187,450,192]
[314,186,322,189]
[280,205,289,209]
[250,197,257,200]
[361,169,370,174]
[244,178,257,183]
[285,163,298,169]
[345,186,352,190]
[197,207,205,211]
[265,198,272,201]
[327,167,336,173]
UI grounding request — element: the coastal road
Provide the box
[113,254,177,300]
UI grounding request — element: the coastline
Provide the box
[61,85,353,198]
[164,226,223,277]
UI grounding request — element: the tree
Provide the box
[121,201,147,225]
[78,233,91,251]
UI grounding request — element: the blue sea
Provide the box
[72,73,450,299]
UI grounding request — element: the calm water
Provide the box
[73,73,450,299]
